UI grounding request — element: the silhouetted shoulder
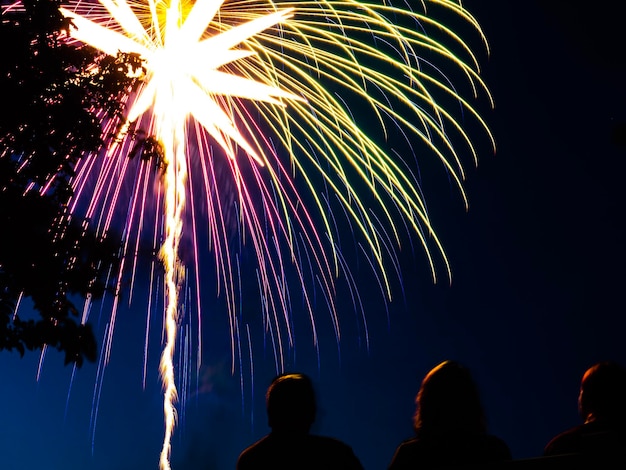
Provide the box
[544,425,584,456]
[388,433,511,470]
[544,421,626,457]
[237,433,363,470]
[309,434,363,468]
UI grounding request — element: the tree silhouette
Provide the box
[0,0,142,365]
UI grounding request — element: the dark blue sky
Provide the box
[1,1,626,469]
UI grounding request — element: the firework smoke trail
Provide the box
[41,0,492,467]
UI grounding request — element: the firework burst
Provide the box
[24,0,492,467]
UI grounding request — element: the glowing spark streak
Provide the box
[184,144,204,379]
[62,1,304,466]
[153,10,187,467]
[158,140,185,470]
[127,161,152,304]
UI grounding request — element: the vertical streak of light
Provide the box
[61,295,93,425]
[90,322,110,455]
[143,178,163,388]
[64,364,78,422]
[12,291,23,320]
[36,344,47,382]
[184,139,203,388]
[158,109,187,469]
[236,317,244,413]
[246,323,254,431]
[142,251,159,388]
[128,160,152,304]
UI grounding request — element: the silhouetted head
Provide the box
[413,360,486,437]
[578,361,626,424]
[266,373,316,433]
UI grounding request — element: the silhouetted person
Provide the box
[388,360,511,469]
[544,361,626,458]
[237,372,364,470]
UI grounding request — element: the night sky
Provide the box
[1,1,626,469]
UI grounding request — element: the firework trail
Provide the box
[33,0,491,467]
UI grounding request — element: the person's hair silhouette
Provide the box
[388,360,511,469]
[413,359,486,436]
[237,372,363,470]
[266,372,316,432]
[545,361,626,458]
